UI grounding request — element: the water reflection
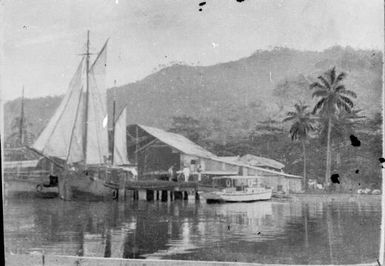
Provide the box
[4,196,381,264]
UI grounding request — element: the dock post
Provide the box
[183,191,189,200]
[169,190,174,201]
[122,176,127,201]
[133,190,139,201]
[174,191,182,200]
[195,190,200,201]
[146,190,154,201]
[161,190,168,202]
[119,181,126,201]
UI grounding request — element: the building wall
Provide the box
[181,154,200,172]
[200,158,240,174]
[138,145,180,180]
[263,175,289,193]
[197,158,303,193]
[234,166,303,193]
[136,144,303,192]
[287,178,303,193]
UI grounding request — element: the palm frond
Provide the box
[339,89,357,98]
[286,111,297,117]
[294,103,301,112]
[318,75,331,89]
[335,72,347,83]
[339,95,354,109]
[289,126,299,140]
[312,90,328,98]
[329,67,336,84]
[286,102,316,141]
[335,85,346,92]
[308,123,317,131]
[312,98,326,114]
[339,109,366,122]
[283,116,295,122]
[309,82,326,90]
[349,109,365,119]
[336,99,352,113]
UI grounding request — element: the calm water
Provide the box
[4,194,381,264]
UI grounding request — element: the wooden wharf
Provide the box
[125,180,198,191]
[109,179,201,202]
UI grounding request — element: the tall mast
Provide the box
[83,30,90,167]
[111,100,116,165]
[19,86,24,146]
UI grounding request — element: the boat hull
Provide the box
[58,171,117,201]
[4,175,57,198]
[201,189,272,203]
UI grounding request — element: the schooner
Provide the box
[31,31,130,200]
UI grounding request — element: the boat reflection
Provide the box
[4,197,381,264]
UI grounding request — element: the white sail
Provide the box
[32,58,85,163]
[113,107,129,165]
[85,40,109,165]
[33,39,110,166]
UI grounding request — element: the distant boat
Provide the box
[3,157,49,197]
[30,31,131,201]
[3,87,57,198]
[200,176,273,203]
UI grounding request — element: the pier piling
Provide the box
[146,190,154,201]
[195,191,200,201]
[133,190,139,201]
[174,191,183,200]
[161,190,168,202]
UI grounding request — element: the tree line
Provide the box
[284,67,363,190]
[169,67,382,191]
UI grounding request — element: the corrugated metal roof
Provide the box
[218,155,285,170]
[209,156,302,179]
[137,125,215,158]
[218,156,240,163]
[136,124,301,179]
[240,154,285,169]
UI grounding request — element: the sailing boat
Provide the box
[110,103,137,199]
[112,104,129,166]
[3,87,50,197]
[31,31,126,200]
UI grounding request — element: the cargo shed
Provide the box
[126,124,303,193]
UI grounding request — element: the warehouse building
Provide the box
[126,124,303,193]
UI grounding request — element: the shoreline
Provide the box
[4,253,378,266]
[292,192,381,197]
[289,192,381,200]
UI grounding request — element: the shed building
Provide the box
[126,124,303,193]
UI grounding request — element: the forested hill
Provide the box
[5,46,382,141]
[109,46,382,129]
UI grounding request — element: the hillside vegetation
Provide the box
[4,46,382,189]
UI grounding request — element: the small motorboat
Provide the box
[36,175,59,198]
[201,176,272,203]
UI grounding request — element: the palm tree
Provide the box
[332,109,364,168]
[310,66,357,187]
[283,103,316,190]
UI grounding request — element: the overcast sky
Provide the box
[1,0,383,100]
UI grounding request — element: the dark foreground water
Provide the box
[4,195,381,264]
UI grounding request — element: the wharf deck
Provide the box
[124,180,199,191]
